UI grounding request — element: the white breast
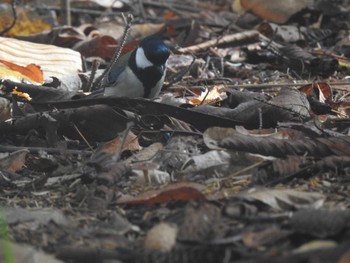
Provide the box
[103,67,145,97]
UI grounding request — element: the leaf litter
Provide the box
[0,0,350,262]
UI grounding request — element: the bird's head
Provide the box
[135,36,170,69]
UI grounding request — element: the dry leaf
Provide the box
[0,65,36,84]
[237,188,324,211]
[11,86,32,101]
[0,97,11,121]
[189,85,226,105]
[232,0,314,23]
[132,168,171,185]
[116,182,206,205]
[243,226,289,248]
[0,240,64,263]
[179,150,257,178]
[0,5,51,36]
[99,131,141,154]
[0,59,43,84]
[2,207,69,226]
[74,35,118,60]
[0,37,82,81]
[129,24,166,39]
[0,149,29,173]
[299,82,332,103]
[203,127,237,150]
[126,143,163,164]
[163,10,178,20]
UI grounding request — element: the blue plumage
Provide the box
[103,35,170,98]
[107,66,125,84]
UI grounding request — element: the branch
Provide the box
[178,30,259,53]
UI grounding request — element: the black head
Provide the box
[139,36,170,66]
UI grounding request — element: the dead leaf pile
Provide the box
[0,0,350,263]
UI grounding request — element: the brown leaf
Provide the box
[116,182,206,205]
[74,35,118,59]
[99,131,141,154]
[189,85,226,105]
[279,45,338,76]
[237,188,324,211]
[270,88,310,118]
[162,10,178,20]
[234,0,313,24]
[0,149,28,173]
[254,155,350,185]
[0,37,82,80]
[0,5,51,36]
[0,60,44,84]
[299,81,334,111]
[204,127,350,157]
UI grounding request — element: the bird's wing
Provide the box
[107,52,132,84]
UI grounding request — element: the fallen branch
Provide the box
[178,30,259,53]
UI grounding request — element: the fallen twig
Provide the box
[178,30,259,53]
[0,145,91,155]
[92,13,134,90]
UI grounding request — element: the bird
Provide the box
[102,35,170,98]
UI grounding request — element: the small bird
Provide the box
[103,36,170,98]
